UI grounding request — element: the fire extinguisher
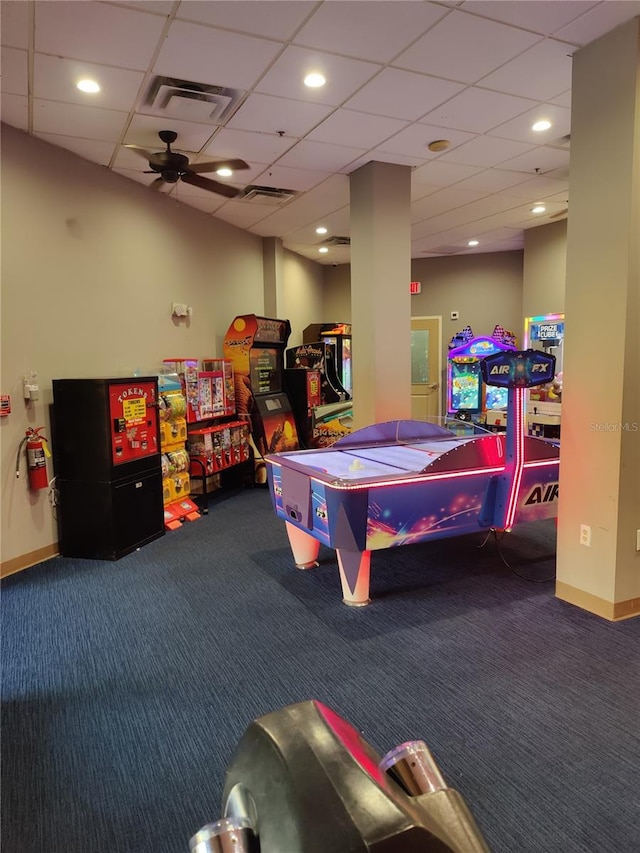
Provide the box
[16,427,50,490]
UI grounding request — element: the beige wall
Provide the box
[0,125,321,568]
[282,250,324,347]
[523,219,567,319]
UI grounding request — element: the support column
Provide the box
[556,17,640,619]
[350,161,412,428]
[263,236,284,318]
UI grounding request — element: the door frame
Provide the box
[411,315,442,419]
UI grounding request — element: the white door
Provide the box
[411,317,441,421]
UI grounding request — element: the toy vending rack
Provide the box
[157,373,200,530]
[163,358,235,422]
[186,420,251,496]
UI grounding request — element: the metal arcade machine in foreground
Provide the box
[189,700,489,853]
[265,349,558,606]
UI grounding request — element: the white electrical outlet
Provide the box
[580,524,591,547]
[172,303,188,317]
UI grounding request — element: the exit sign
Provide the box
[410,281,421,294]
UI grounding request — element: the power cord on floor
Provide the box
[477,527,556,583]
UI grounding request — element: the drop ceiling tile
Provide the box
[479,39,574,101]
[306,109,409,149]
[412,160,482,188]
[1,47,28,96]
[411,187,489,222]
[215,201,282,229]
[255,45,381,106]
[285,207,350,243]
[203,128,295,164]
[460,1,598,35]
[554,1,640,46]
[292,1,449,63]
[124,116,218,152]
[35,133,118,166]
[35,1,167,70]
[225,93,335,137]
[499,175,569,200]
[422,86,537,133]
[252,164,331,193]
[112,1,176,13]
[33,55,146,113]
[378,123,476,159]
[436,135,535,168]
[550,89,571,108]
[499,146,569,175]
[392,10,542,83]
[346,152,427,173]
[487,103,571,144]
[343,68,466,121]
[169,181,229,214]
[154,20,284,89]
[276,139,366,172]
[0,93,28,130]
[32,100,130,142]
[453,168,533,194]
[0,0,29,49]
[177,1,316,40]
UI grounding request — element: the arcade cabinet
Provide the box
[303,322,352,395]
[223,315,299,483]
[524,313,564,438]
[189,700,490,853]
[447,325,517,430]
[285,340,352,448]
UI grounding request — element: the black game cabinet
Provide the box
[52,377,165,560]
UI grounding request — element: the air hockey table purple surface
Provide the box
[265,420,559,606]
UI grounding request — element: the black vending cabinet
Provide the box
[52,377,165,560]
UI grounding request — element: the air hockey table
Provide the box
[265,349,559,606]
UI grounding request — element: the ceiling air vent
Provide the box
[143,76,246,125]
[322,236,351,246]
[549,133,571,149]
[238,185,298,205]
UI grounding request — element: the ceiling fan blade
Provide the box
[124,144,167,168]
[149,177,167,191]
[188,158,250,174]
[181,172,241,198]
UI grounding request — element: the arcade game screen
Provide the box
[485,385,508,411]
[450,361,481,412]
[250,348,282,395]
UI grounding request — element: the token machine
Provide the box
[51,377,164,559]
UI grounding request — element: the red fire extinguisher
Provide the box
[16,427,50,490]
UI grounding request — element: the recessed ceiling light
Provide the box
[532,119,552,132]
[319,247,329,254]
[216,168,233,177]
[468,239,479,247]
[315,226,328,235]
[531,204,546,214]
[77,79,100,94]
[304,72,326,88]
[428,139,451,152]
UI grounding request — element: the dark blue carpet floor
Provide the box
[2,487,639,853]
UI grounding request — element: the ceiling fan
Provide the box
[124,130,249,197]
